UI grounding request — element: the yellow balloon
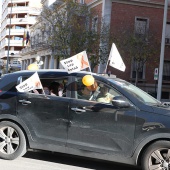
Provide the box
[27,64,39,70]
[82,75,94,86]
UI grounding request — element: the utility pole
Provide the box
[157,0,169,101]
[6,0,13,73]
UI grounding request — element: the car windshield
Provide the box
[109,79,161,106]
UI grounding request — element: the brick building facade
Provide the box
[85,0,170,100]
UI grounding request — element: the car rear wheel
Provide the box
[0,121,27,160]
[142,141,170,170]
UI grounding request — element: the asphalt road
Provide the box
[0,150,142,170]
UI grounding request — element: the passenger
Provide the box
[96,86,113,103]
[78,85,91,100]
[49,82,61,96]
[32,89,39,94]
[43,86,50,95]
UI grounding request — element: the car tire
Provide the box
[141,140,170,170]
[0,121,27,160]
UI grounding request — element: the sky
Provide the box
[48,0,56,6]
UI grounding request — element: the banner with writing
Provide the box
[16,72,43,92]
[60,51,90,74]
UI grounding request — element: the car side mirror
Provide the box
[112,96,130,108]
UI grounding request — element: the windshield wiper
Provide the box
[161,102,170,107]
[153,103,169,108]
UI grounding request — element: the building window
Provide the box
[161,92,170,99]
[15,26,25,29]
[163,61,170,81]
[165,22,170,44]
[14,36,22,40]
[135,17,149,36]
[92,16,98,32]
[131,59,145,79]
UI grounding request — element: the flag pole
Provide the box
[103,57,110,74]
[103,43,113,74]
[6,0,13,73]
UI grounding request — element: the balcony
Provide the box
[0,50,20,59]
[21,47,32,54]
[12,0,27,3]
[7,17,36,25]
[8,6,29,14]
[2,6,40,23]
[6,29,25,36]
[7,6,41,15]
[9,40,23,47]
[0,29,24,40]
[2,0,27,12]
[20,43,50,55]
[1,20,7,30]
[2,39,23,47]
[1,17,36,30]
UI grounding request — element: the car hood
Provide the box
[151,105,170,116]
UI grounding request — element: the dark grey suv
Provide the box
[0,70,170,170]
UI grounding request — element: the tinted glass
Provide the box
[110,79,160,105]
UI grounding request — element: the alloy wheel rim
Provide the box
[149,148,170,170]
[0,126,19,154]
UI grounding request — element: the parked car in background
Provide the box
[0,70,170,170]
[9,60,21,72]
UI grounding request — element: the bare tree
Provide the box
[35,0,111,70]
[111,28,160,86]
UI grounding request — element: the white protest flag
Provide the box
[16,72,43,92]
[60,51,90,74]
[108,43,126,72]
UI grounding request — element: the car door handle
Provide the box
[19,99,31,105]
[71,107,86,112]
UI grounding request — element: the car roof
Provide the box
[2,69,120,84]
[10,69,118,78]
[9,69,97,75]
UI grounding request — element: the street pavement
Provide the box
[0,150,141,170]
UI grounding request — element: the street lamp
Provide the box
[6,0,13,73]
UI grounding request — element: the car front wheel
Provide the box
[0,121,27,160]
[142,141,170,170]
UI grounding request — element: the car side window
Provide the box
[94,82,121,104]
[19,76,68,97]
[76,78,92,100]
[41,78,68,97]
[75,78,122,104]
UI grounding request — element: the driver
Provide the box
[96,86,113,103]
[78,85,92,100]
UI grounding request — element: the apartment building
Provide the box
[20,0,170,100]
[0,0,42,73]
